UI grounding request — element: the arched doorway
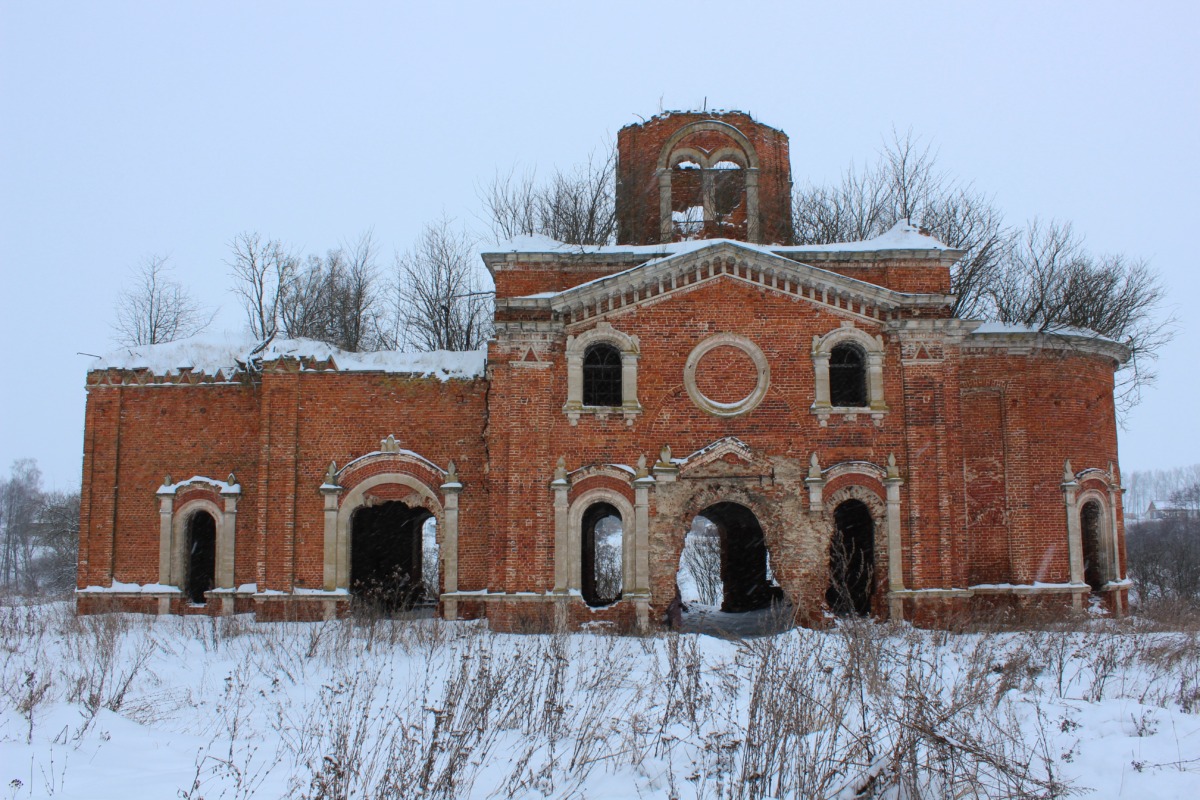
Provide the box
[185,510,216,605]
[1081,500,1107,591]
[581,502,623,607]
[678,502,782,614]
[827,500,875,615]
[350,501,432,611]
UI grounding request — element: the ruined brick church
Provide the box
[77,112,1131,629]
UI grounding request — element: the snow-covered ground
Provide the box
[1,602,1198,799]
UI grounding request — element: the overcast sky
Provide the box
[1,1,1197,490]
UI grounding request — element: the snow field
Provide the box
[0,602,1198,799]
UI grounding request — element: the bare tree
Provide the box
[793,131,1011,319]
[228,232,298,342]
[32,489,79,594]
[393,218,492,352]
[483,146,617,246]
[991,219,1176,411]
[0,459,42,592]
[679,518,723,606]
[793,132,1174,410]
[279,231,385,352]
[112,255,212,346]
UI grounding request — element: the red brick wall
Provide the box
[616,112,793,246]
[77,370,487,595]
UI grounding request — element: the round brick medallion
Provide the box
[683,334,770,417]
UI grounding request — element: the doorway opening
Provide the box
[827,499,875,615]
[350,501,432,612]
[677,502,782,614]
[185,510,216,605]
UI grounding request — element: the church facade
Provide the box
[77,112,1131,629]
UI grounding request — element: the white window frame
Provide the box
[563,321,641,425]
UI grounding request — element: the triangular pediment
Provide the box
[677,436,772,480]
[547,241,947,326]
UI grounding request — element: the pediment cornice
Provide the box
[523,242,952,327]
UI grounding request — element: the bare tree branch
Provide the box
[228,232,297,342]
[482,146,617,246]
[111,255,213,346]
[393,218,493,352]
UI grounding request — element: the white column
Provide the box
[1062,461,1083,608]
[321,485,341,590]
[157,491,174,585]
[812,350,831,409]
[218,486,240,589]
[885,457,905,620]
[553,476,570,592]
[658,169,673,242]
[745,169,760,243]
[868,351,887,410]
[633,476,653,632]
[440,479,462,621]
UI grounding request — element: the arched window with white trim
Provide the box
[563,322,641,425]
[812,324,887,424]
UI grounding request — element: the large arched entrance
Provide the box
[827,499,875,615]
[185,510,216,605]
[678,501,782,614]
[350,501,432,611]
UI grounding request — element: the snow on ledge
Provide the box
[90,333,487,381]
[78,581,181,594]
[157,475,241,495]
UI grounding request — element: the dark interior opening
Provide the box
[351,501,432,612]
[581,502,623,606]
[583,343,622,406]
[700,502,782,613]
[185,511,216,604]
[1081,500,1106,591]
[829,343,867,407]
[827,500,875,616]
[711,166,745,221]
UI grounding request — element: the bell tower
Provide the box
[615,111,793,246]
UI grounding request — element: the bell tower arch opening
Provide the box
[615,111,793,246]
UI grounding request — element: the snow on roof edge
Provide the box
[90,334,488,381]
[485,221,955,257]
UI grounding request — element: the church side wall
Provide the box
[959,347,1124,605]
[77,379,260,598]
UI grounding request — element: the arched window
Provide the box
[564,323,642,424]
[581,502,623,607]
[811,325,888,423]
[582,343,622,407]
[829,343,867,407]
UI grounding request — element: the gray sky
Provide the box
[2,1,1197,490]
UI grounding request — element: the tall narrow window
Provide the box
[829,343,867,407]
[583,343,622,407]
[1081,500,1107,591]
[185,510,216,605]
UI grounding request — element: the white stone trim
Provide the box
[811,322,888,426]
[159,480,240,594]
[328,472,445,592]
[1076,489,1117,588]
[563,321,641,425]
[683,333,770,417]
[564,487,637,602]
